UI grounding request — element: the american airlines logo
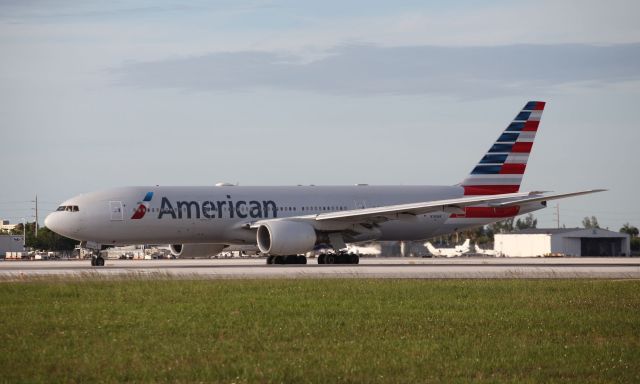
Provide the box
[157,195,278,220]
[131,192,154,220]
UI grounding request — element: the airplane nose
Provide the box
[44,213,57,232]
[45,212,80,238]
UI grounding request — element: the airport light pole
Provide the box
[31,194,38,238]
[35,194,38,238]
[21,218,26,250]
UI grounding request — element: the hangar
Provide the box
[0,234,25,256]
[494,228,631,257]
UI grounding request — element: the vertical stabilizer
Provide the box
[461,101,545,195]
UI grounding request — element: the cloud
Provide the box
[113,44,640,97]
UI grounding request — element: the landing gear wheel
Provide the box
[350,253,359,264]
[297,255,307,264]
[324,254,336,264]
[95,256,105,267]
[90,256,96,266]
[318,254,326,264]
[266,255,274,264]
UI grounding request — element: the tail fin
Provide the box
[425,242,440,255]
[455,239,471,252]
[461,101,545,195]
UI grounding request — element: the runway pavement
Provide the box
[1,257,639,279]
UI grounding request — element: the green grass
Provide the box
[1,279,639,383]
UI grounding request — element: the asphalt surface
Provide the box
[1,257,639,279]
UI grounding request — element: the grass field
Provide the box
[1,279,639,383]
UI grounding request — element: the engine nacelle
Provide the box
[257,220,317,255]
[169,243,227,258]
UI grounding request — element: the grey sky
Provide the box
[1,0,639,230]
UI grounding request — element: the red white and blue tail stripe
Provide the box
[461,101,545,195]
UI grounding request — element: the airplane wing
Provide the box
[313,189,604,224]
[249,191,530,228]
[487,189,606,208]
[313,192,532,223]
[249,189,604,228]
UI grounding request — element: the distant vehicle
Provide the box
[33,252,49,260]
[346,243,381,256]
[45,101,604,267]
[425,239,471,257]
[474,244,497,256]
[118,252,134,260]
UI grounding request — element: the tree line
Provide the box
[1,222,77,251]
[1,216,638,253]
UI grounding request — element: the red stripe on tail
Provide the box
[511,142,533,153]
[500,163,526,174]
[533,102,545,110]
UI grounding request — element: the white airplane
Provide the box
[425,239,471,257]
[45,101,604,266]
[474,243,498,256]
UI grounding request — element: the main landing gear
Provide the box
[266,255,308,265]
[265,252,360,265]
[318,252,359,265]
[90,255,105,267]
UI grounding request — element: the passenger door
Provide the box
[109,201,124,221]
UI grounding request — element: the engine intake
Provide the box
[257,220,317,255]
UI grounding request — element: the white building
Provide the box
[494,228,631,257]
[0,219,18,232]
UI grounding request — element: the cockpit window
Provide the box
[57,205,79,212]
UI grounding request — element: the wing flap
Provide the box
[487,189,606,208]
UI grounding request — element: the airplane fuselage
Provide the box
[46,185,543,246]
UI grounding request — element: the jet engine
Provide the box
[169,243,227,258]
[257,220,317,255]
